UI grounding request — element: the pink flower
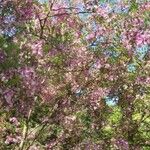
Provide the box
[136,76,150,85]
[5,136,14,144]
[89,88,109,109]
[67,18,76,28]
[132,17,144,27]
[4,89,14,107]
[136,31,150,46]
[41,85,57,102]
[31,40,44,57]
[9,117,20,126]
[19,67,40,96]
[90,88,108,101]
[116,139,129,150]
[20,67,35,79]
[86,32,95,40]
[93,60,102,69]
[140,2,150,12]
[52,3,69,22]
[96,4,111,19]
[97,26,106,36]
[146,77,150,84]
[18,1,34,21]
[5,135,21,144]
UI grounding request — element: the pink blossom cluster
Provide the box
[19,67,40,96]
[30,40,44,57]
[5,135,21,145]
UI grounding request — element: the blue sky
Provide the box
[39,0,48,3]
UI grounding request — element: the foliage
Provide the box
[0,0,150,149]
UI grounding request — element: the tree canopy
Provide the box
[0,0,150,149]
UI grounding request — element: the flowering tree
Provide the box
[0,0,150,149]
